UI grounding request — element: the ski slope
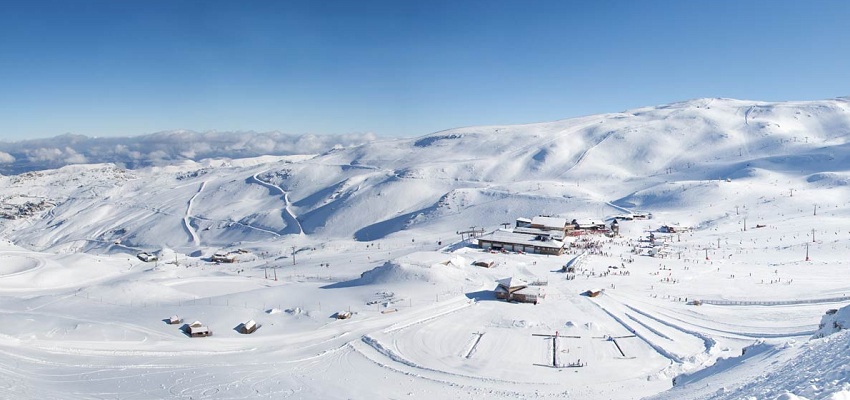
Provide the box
[0,97,849,399]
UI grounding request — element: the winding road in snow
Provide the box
[183,181,204,246]
[250,171,304,236]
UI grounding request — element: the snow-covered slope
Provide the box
[651,305,850,400]
[4,97,850,253]
[1,97,850,399]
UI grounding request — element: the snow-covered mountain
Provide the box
[2,97,850,399]
[3,97,850,253]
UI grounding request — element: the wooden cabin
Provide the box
[336,311,352,319]
[188,321,212,337]
[211,252,237,263]
[238,319,259,334]
[137,252,158,262]
[495,277,540,304]
[168,315,182,325]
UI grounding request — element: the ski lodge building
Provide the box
[513,216,573,239]
[476,230,566,255]
[476,216,571,255]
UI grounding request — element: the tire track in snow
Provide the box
[631,305,816,339]
[608,292,818,339]
[621,304,715,354]
[250,172,304,236]
[557,129,617,178]
[352,336,547,387]
[589,299,684,364]
[624,313,674,341]
[183,181,204,246]
[603,293,715,356]
[382,296,475,334]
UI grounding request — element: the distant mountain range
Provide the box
[0,130,377,175]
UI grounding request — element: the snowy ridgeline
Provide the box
[2,97,850,253]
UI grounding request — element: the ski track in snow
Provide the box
[558,129,618,178]
[183,181,204,246]
[621,303,716,354]
[636,305,817,339]
[250,171,304,235]
[590,299,686,364]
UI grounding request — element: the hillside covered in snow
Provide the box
[1,97,850,399]
[4,97,850,254]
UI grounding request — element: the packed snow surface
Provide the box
[1,97,850,398]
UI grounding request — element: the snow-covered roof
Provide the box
[573,219,605,226]
[478,230,565,249]
[439,255,466,267]
[530,216,568,229]
[496,277,528,290]
[513,226,565,239]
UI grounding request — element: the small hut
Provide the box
[211,252,237,263]
[238,319,259,334]
[137,252,158,262]
[188,321,212,337]
[495,277,539,304]
[473,260,495,268]
[168,315,182,325]
[336,311,352,319]
[585,289,603,298]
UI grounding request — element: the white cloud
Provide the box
[0,130,380,174]
[28,147,64,163]
[0,151,14,164]
[63,147,88,164]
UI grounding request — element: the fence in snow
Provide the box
[701,296,850,306]
[70,284,475,313]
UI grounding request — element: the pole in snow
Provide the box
[705,249,709,261]
[806,243,810,262]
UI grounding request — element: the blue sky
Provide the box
[1,1,849,140]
